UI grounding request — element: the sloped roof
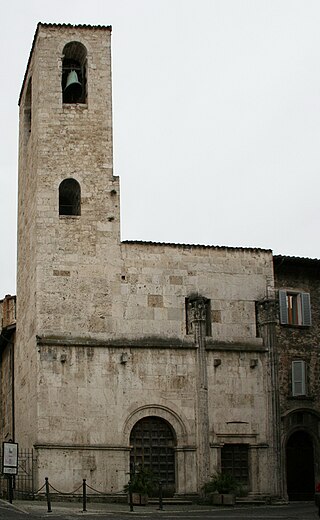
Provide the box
[122,239,272,253]
[274,254,320,266]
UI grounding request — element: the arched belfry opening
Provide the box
[62,41,87,104]
[130,416,176,497]
[59,179,81,216]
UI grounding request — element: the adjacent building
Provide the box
[274,255,320,500]
[0,295,16,443]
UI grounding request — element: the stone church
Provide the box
[3,22,315,500]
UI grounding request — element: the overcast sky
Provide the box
[1,0,320,297]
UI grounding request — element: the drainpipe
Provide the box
[11,338,15,442]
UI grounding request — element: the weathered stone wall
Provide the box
[34,238,274,493]
[35,343,197,492]
[119,242,272,342]
[32,25,120,337]
[36,345,196,446]
[35,339,271,493]
[33,241,274,493]
[15,24,120,448]
[16,26,43,449]
[36,446,128,495]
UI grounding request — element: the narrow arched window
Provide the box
[59,179,81,216]
[62,42,87,104]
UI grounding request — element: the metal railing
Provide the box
[0,448,35,499]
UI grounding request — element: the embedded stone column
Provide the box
[188,297,210,491]
[256,298,283,498]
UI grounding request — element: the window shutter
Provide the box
[301,292,312,326]
[292,360,306,396]
[279,290,288,324]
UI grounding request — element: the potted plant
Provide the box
[202,472,238,505]
[124,466,154,505]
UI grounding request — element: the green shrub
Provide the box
[124,466,154,496]
[202,472,239,495]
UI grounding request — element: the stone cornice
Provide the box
[36,335,266,352]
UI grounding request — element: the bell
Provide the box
[64,70,82,101]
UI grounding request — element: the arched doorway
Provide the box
[130,416,176,496]
[286,430,315,500]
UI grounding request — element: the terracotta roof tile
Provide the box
[122,239,272,253]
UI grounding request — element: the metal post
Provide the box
[31,449,35,500]
[158,480,163,510]
[129,481,134,512]
[129,462,135,512]
[8,476,13,504]
[82,479,87,512]
[45,477,52,513]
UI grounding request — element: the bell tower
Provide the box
[16,23,121,445]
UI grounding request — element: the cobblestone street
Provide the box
[1,500,320,520]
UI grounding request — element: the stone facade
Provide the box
[25,239,276,496]
[1,23,283,498]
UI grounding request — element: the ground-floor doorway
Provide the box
[286,430,315,500]
[130,416,176,497]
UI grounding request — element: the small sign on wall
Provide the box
[2,442,18,475]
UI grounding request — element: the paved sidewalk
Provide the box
[2,499,214,516]
[2,498,319,519]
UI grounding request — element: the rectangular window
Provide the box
[279,290,311,326]
[292,360,307,396]
[221,444,249,485]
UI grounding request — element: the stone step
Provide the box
[236,497,267,505]
[149,498,193,505]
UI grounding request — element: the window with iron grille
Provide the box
[221,444,249,485]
